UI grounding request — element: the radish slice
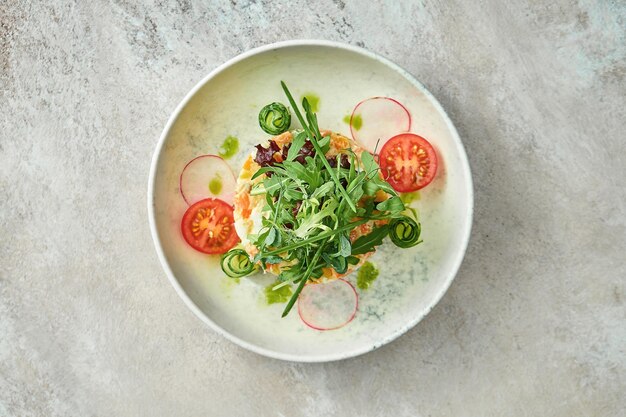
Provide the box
[350,97,411,153]
[179,155,236,205]
[298,279,358,331]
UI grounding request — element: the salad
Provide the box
[177,82,438,330]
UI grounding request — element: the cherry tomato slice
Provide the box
[181,198,239,254]
[379,133,438,192]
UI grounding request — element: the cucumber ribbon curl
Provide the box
[259,102,291,135]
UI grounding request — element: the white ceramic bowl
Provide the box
[148,40,473,362]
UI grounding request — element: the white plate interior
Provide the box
[149,41,473,361]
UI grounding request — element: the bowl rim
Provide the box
[147,39,474,362]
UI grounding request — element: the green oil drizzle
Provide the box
[352,114,363,131]
[357,261,379,290]
[221,276,240,288]
[265,280,293,304]
[209,174,223,195]
[218,135,239,159]
[401,191,421,204]
[343,113,362,131]
[301,93,320,113]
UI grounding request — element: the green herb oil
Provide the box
[400,191,420,204]
[218,135,239,159]
[343,114,362,131]
[265,280,293,304]
[357,261,379,290]
[301,93,320,113]
[209,175,222,195]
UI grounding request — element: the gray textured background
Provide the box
[1,1,625,416]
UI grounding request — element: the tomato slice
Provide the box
[181,198,239,254]
[379,133,438,192]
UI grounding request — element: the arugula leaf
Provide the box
[310,264,325,278]
[286,131,307,161]
[349,155,356,180]
[264,191,274,210]
[347,172,367,193]
[360,151,399,196]
[322,253,348,274]
[351,225,390,255]
[310,181,335,200]
[318,135,331,154]
[371,178,397,196]
[361,199,376,217]
[360,150,378,173]
[253,175,283,196]
[282,161,320,189]
[277,264,303,282]
[262,255,284,264]
[283,188,305,201]
[363,179,380,196]
[251,165,288,181]
[376,196,405,214]
[320,252,335,269]
[338,234,352,257]
[349,184,364,204]
[265,227,277,246]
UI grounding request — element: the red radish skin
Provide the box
[179,155,236,205]
[297,279,358,331]
[350,97,411,153]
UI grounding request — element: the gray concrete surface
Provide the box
[1,0,624,416]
